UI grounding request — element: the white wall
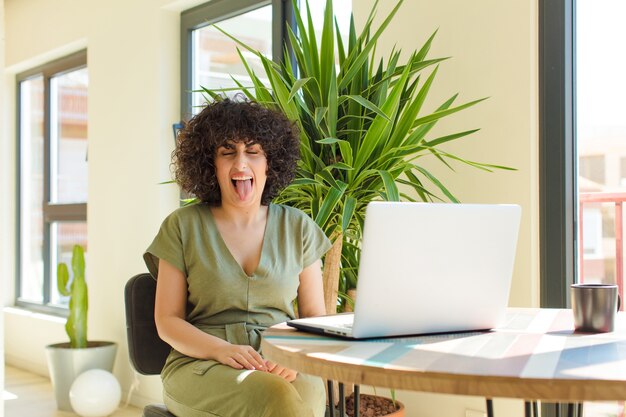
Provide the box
[352,1,538,416]
[2,0,539,415]
[0,0,6,414]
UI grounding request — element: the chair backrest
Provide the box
[124,273,171,375]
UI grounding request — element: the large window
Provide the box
[16,51,88,312]
[181,0,282,118]
[540,3,626,414]
[541,0,626,305]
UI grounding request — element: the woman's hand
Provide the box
[214,343,267,371]
[265,360,298,382]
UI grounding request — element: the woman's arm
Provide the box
[154,258,266,371]
[296,259,327,318]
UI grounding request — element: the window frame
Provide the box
[180,0,293,119]
[539,2,577,415]
[539,0,577,309]
[15,50,88,315]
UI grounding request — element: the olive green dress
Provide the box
[144,203,331,417]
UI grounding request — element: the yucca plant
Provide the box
[204,0,511,312]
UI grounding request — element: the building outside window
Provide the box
[16,51,88,312]
[576,0,626,297]
[190,5,273,112]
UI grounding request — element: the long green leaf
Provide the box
[384,55,435,151]
[326,162,353,171]
[315,107,328,128]
[339,140,353,166]
[415,29,438,62]
[315,186,345,228]
[405,94,459,146]
[335,17,346,67]
[319,0,335,98]
[338,0,404,91]
[365,58,447,96]
[426,129,480,147]
[228,75,256,101]
[342,196,357,232]
[235,49,273,103]
[352,62,412,174]
[402,171,432,202]
[213,25,279,71]
[327,63,338,138]
[286,26,321,104]
[412,165,459,203]
[434,151,516,171]
[288,78,313,103]
[316,169,345,189]
[341,95,390,121]
[304,0,321,79]
[412,97,488,128]
[291,177,322,186]
[316,137,343,144]
[378,170,400,201]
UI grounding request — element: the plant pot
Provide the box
[346,393,405,417]
[45,341,117,411]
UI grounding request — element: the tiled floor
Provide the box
[4,365,142,417]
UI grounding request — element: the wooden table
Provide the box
[261,308,626,414]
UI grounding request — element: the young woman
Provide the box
[144,98,331,417]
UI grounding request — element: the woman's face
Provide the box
[214,140,268,208]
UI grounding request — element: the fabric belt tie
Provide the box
[197,322,267,350]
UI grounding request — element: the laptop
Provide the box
[288,202,521,339]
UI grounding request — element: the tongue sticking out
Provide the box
[235,179,253,200]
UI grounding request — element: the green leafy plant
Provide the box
[57,245,88,348]
[203,0,512,312]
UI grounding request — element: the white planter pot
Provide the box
[45,341,117,412]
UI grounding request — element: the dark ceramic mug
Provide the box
[571,283,621,333]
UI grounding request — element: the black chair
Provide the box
[124,273,176,417]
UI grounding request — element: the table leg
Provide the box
[486,399,494,417]
[338,382,346,417]
[567,403,575,417]
[354,385,360,417]
[525,401,532,417]
[565,402,584,417]
[327,380,335,417]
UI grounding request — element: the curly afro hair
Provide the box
[172,98,300,205]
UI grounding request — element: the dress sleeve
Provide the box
[143,212,187,279]
[301,214,332,268]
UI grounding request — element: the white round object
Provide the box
[69,369,121,417]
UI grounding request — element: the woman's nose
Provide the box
[234,152,248,169]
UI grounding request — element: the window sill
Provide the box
[3,306,66,324]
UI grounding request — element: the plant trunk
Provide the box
[323,231,343,314]
[344,288,357,313]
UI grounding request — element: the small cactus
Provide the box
[57,245,88,348]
